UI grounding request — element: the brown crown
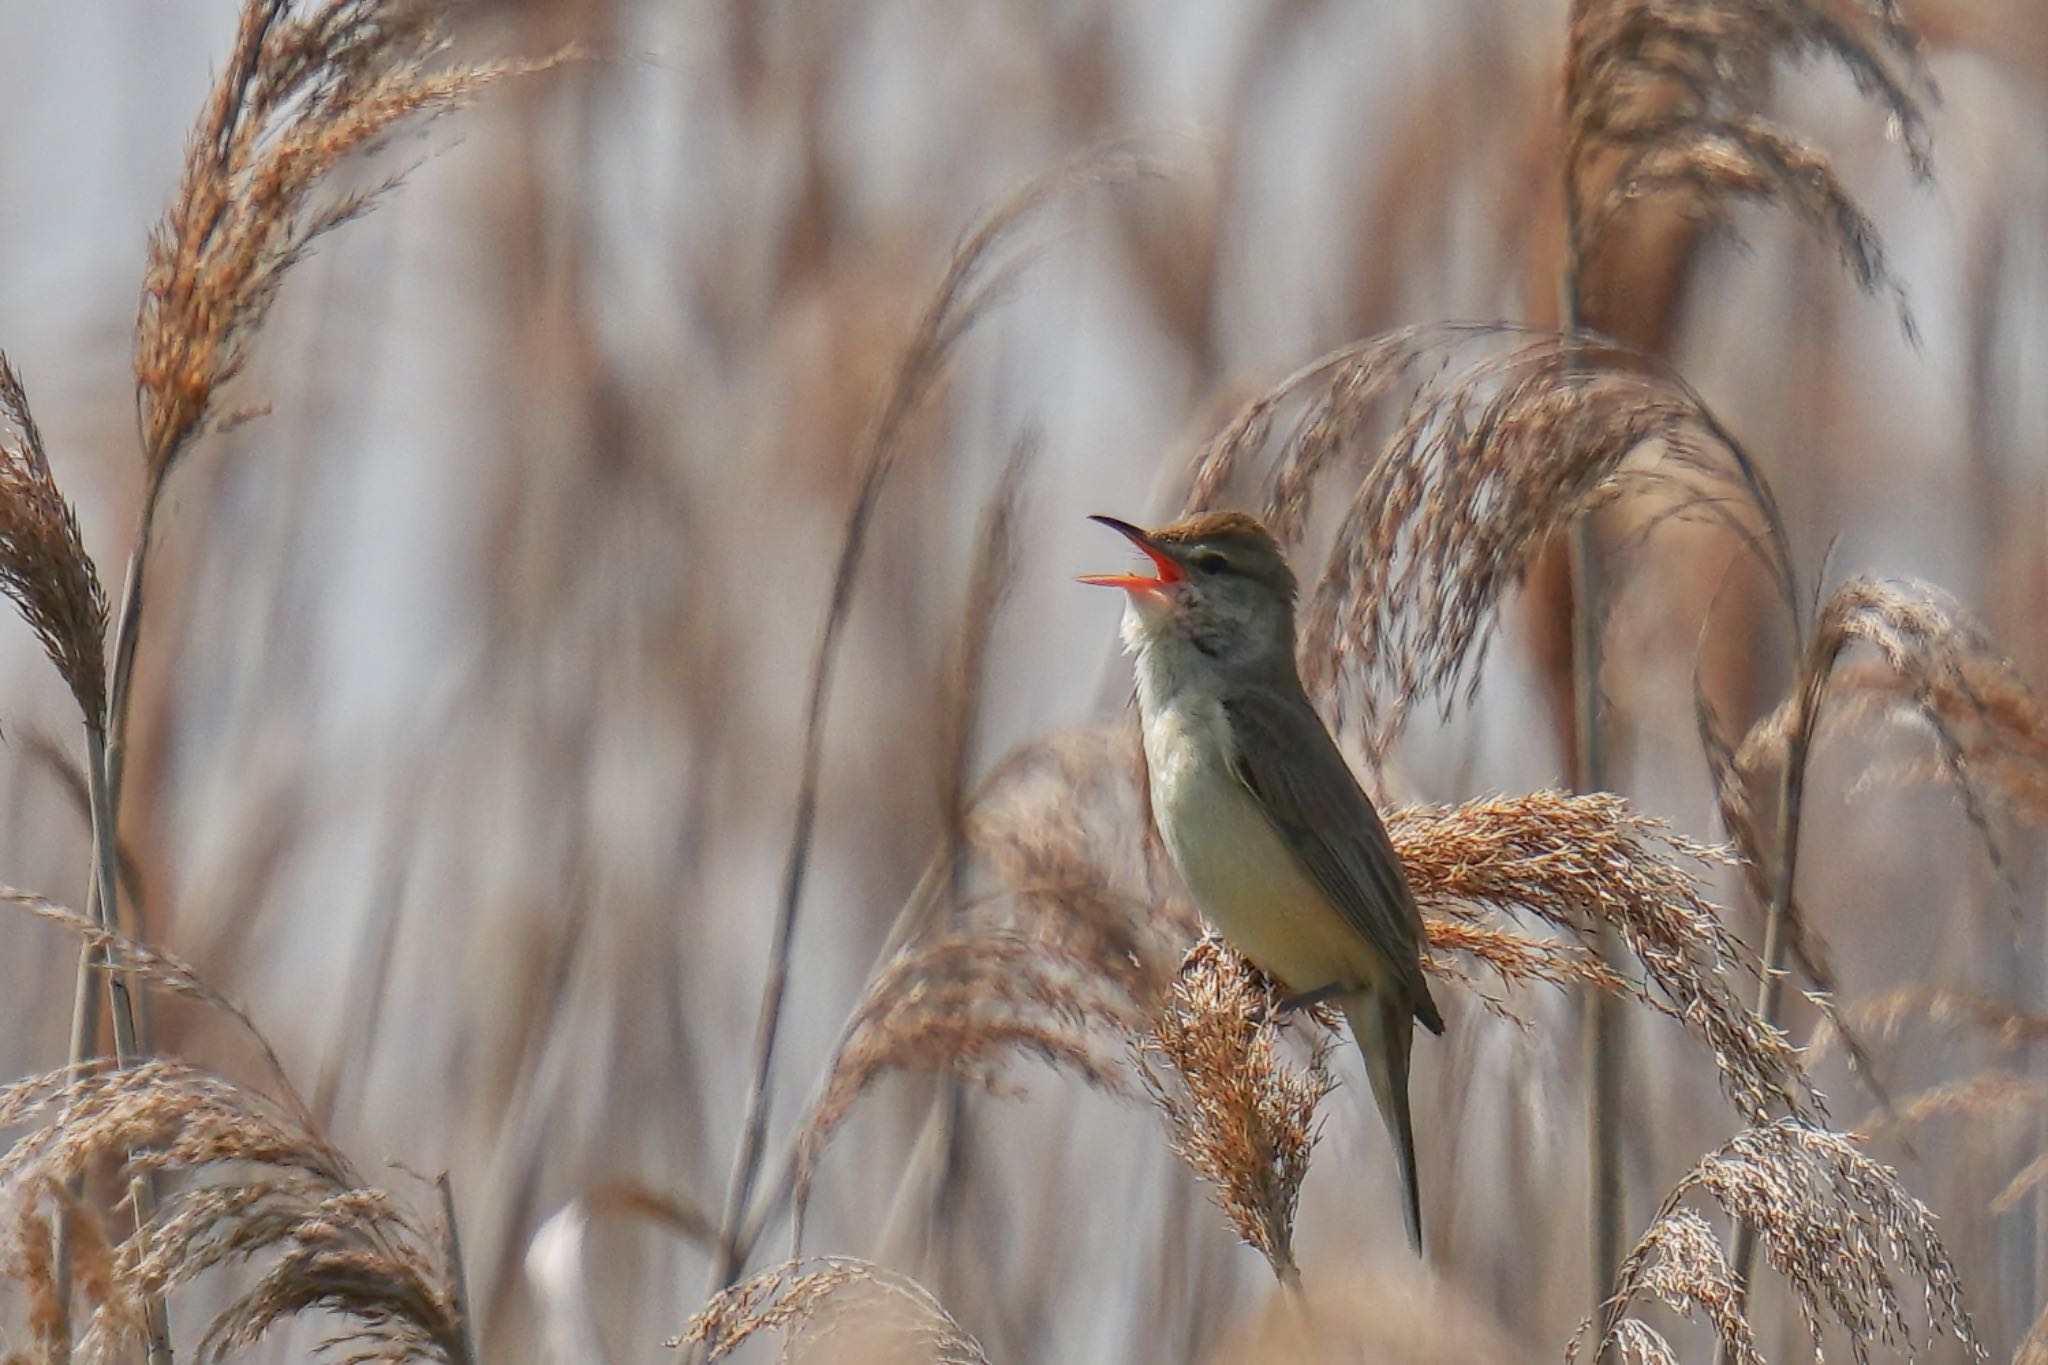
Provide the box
[1150,511,1296,599]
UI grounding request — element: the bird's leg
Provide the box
[1275,980,1352,1015]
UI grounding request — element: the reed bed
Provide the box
[1,0,2046,1363]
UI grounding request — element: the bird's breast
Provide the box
[1140,695,1383,994]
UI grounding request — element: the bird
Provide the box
[1079,510,1443,1255]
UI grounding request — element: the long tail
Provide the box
[1340,991,1423,1256]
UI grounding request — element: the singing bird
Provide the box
[1081,511,1443,1255]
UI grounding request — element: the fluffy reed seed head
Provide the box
[136,0,516,484]
[1577,1208,1760,1365]
[1136,936,1333,1287]
[1389,791,1813,1123]
[1735,577,2048,886]
[0,1059,470,1364]
[672,1256,989,1364]
[1185,327,1792,758]
[1594,1118,1978,1365]
[1826,983,2048,1055]
[0,356,107,725]
[1566,0,1931,337]
[793,928,1146,1219]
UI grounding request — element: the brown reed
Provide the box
[0,1061,473,1365]
[1183,326,1794,759]
[1392,791,1813,1123]
[0,358,106,728]
[1589,1119,1978,1365]
[1565,0,1931,340]
[1135,936,1333,1288]
[673,1257,988,1364]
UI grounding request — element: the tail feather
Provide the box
[1341,991,1423,1256]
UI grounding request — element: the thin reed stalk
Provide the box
[916,438,1034,1270]
[98,501,158,879]
[1563,0,1624,1326]
[1721,653,1811,1336]
[703,157,1124,1303]
[435,1174,476,1365]
[87,723,170,1365]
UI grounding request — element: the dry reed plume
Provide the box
[672,1257,988,1364]
[1688,572,2048,1159]
[6,894,300,1111]
[1715,577,2048,907]
[795,929,1145,1196]
[1825,985,2048,1055]
[0,2,524,1360]
[1819,985,2048,1222]
[136,0,513,486]
[1136,937,1334,1288]
[965,723,1199,999]
[0,1060,472,1365]
[775,723,1176,1262]
[0,359,106,727]
[1392,792,1812,1122]
[1588,1119,1977,1365]
[1184,326,1792,757]
[1564,0,1931,338]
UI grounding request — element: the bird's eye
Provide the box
[1194,552,1231,575]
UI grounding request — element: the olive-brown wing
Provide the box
[1222,684,1444,1033]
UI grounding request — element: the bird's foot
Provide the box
[1274,981,1351,1015]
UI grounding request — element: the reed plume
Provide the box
[1712,577,2048,908]
[0,358,106,728]
[796,929,1144,1192]
[1565,0,1932,338]
[1136,936,1333,1288]
[0,1061,474,1365]
[136,0,513,486]
[1184,326,1793,757]
[1393,792,1812,1123]
[672,1257,988,1364]
[1589,1118,1977,1365]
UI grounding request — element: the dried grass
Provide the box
[1880,1073,2048,1134]
[1579,1209,1759,1365]
[1185,326,1793,757]
[1822,984,2048,1054]
[1589,1119,1978,1365]
[790,927,1144,1227]
[1814,986,2048,1219]
[0,1061,471,1365]
[671,1256,988,1364]
[1391,792,1812,1122]
[135,0,515,486]
[1136,937,1333,1288]
[5,892,304,1120]
[712,147,1142,1295]
[0,357,106,727]
[1727,578,2048,895]
[964,723,1199,1001]
[1566,0,1931,338]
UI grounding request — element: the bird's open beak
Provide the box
[1078,515,1185,592]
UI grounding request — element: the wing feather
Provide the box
[1222,684,1444,1033]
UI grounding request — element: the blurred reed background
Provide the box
[1,0,2047,1362]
